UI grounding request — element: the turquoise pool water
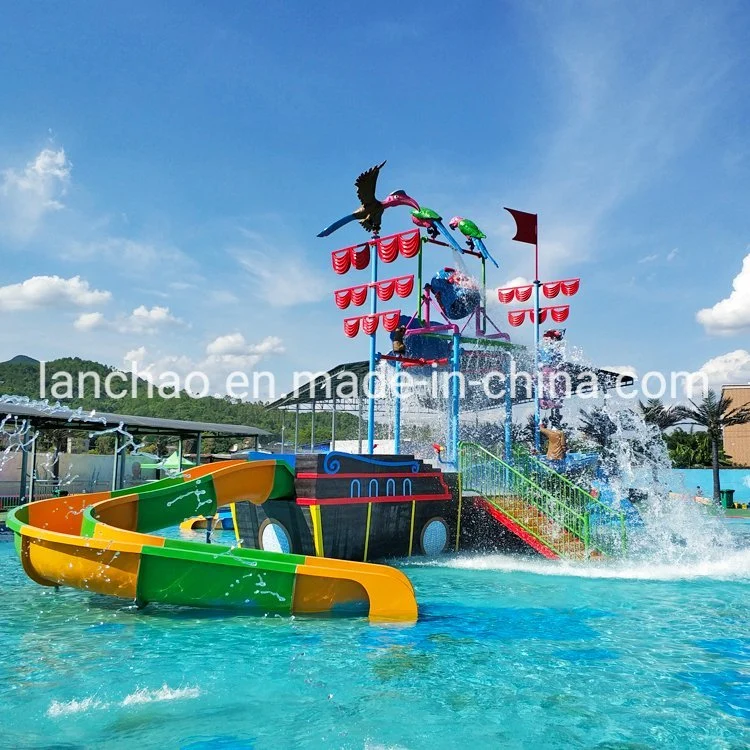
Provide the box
[1,522,748,750]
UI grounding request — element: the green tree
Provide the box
[665,429,733,469]
[676,390,750,501]
[638,398,684,432]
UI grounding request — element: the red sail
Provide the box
[334,289,352,309]
[377,237,399,263]
[332,248,352,275]
[551,305,570,322]
[343,318,360,338]
[376,279,395,301]
[508,310,526,327]
[395,275,414,298]
[561,278,580,296]
[498,288,515,304]
[542,281,561,299]
[398,230,421,258]
[362,314,379,335]
[382,310,401,331]
[515,284,533,302]
[351,285,368,306]
[351,245,371,270]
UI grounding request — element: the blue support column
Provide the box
[394,360,402,454]
[533,279,541,451]
[504,352,513,463]
[449,331,461,467]
[367,240,379,454]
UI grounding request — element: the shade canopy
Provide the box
[140,451,196,470]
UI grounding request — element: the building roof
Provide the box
[268,361,371,411]
[267,360,635,412]
[0,401,269,437]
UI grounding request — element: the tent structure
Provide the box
[141,451,196,471]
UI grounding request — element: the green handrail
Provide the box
[459,442,627,558]
[510,445,627,557]
[459,442,590,558]
[511,445,625,519]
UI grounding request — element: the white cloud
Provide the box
[74,305,183,334]
[65,237,192,273]
[74,312,107,331]
[232,230,328,307]
[130,305,182,330]
[0,148,71,239]
[205,333,285,369]
[0,275,110,312]
[237,250,328,307]
[208,289,240,305]
[638,254,659,264]
[696,252,750,335]
[121,334,285,398]
[124,346,147,365]
[667,248,679,261]
[683,349,750,396]
[498,276,532,290]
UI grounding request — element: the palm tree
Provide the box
[638,398,684,432]
[578,406,617,449]
[677,390,750,502]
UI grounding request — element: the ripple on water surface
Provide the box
[0,525,748,749]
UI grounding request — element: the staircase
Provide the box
[458,442,627,560]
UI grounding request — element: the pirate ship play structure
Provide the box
[8,162,634,621]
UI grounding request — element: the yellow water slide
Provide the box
[7,459,417,622]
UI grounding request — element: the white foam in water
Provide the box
[47,696,107,717]
[419,549,750,581]
[121,684,201,706]
[47,685,201,717]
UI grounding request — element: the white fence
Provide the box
[0,452,160,506]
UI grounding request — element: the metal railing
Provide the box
[458,442,627,559]
[511,446,627,557]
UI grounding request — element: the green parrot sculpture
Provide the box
[448,217,499,267]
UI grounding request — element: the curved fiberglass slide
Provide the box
[7,459,417,622]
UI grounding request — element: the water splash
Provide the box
[121,684,201,706]
[555,346,738,564]
[411,550,750,581]
[46,684,201,717]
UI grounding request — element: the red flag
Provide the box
[504,207,537,245]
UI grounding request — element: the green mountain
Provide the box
[2,354,39,365]
[0,355,355,452]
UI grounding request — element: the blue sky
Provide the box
[1,0,749,397]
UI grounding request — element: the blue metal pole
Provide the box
[367,239,379,454]
[533,237,541,451]
[504,352,513,462]
[394,360,402,454]
[450,331,460,467]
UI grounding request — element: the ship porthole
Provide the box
[259,519,292,554]
[421,518,448,556]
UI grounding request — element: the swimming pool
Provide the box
[1,522,748,749]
